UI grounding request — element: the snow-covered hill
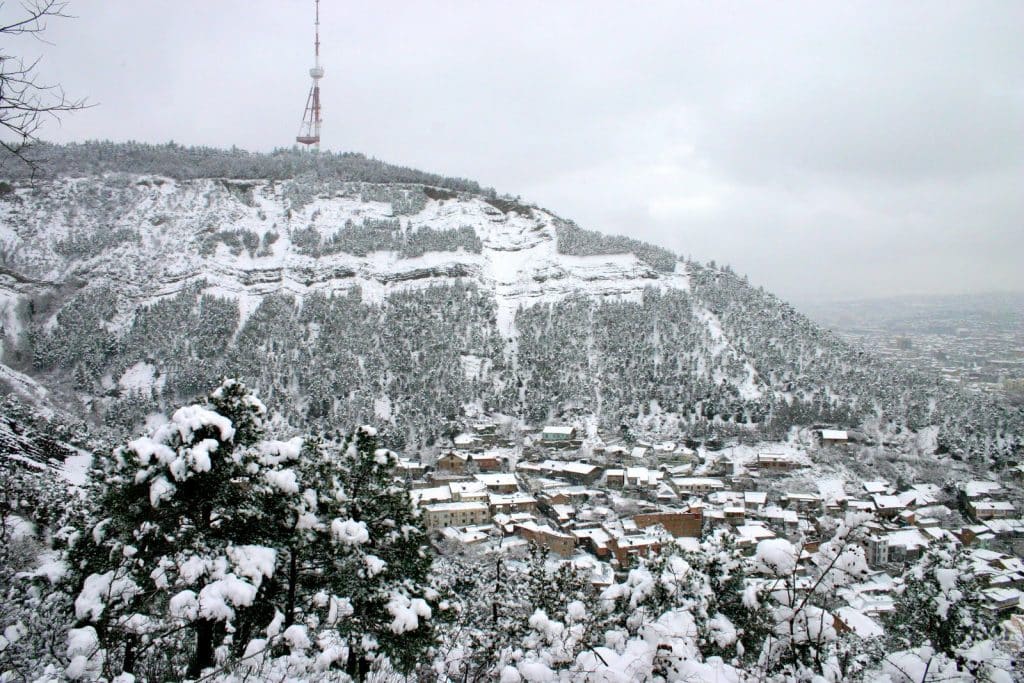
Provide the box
[0,175,686,340]
[0,144,1019,460]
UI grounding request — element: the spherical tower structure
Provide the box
[296,0,323,149]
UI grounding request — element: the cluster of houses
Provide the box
[395,423,1024,624]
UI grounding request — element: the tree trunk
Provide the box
[345,644,360,681]
[188,619,216,678]
[121,633,137,674]
[344,643,372,681]
[285,547,298,627]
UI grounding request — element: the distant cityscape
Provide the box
[802,292,1024,404]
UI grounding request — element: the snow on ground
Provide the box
[118,361,164,393]
[62,450,93,486]
[695,307,727,356]
[0,361,52,412]
[737,362,763,401]
[817,478,849,504]
[373,396,393,422]
[460,354,485,381]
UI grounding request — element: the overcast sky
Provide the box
[8,1,1024,303]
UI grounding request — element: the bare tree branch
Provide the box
[0,0,91,171]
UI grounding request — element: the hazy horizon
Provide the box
[4,0,1022,302]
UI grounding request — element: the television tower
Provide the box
[296,0,323,149]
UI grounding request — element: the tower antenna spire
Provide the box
[296,0,323,149]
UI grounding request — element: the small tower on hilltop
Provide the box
[296,0,324,149]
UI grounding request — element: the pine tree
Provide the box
[70,382,441,681]
[884,544,995,660]
[70,379,271,678]
[694,533,773,665]
[303,426,439,680]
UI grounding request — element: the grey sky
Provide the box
[8,0,1024,302]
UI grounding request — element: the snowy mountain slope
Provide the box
[0,175,687,338]
[0,144,1020,461]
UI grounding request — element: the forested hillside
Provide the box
[0,143,1020,464]
[1,144,1022,682]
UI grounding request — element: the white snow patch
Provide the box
[754,538,798,577]
[374,396,393,421]
[118,361,164,393]
[331,518,370,545]
[61,451,93,486]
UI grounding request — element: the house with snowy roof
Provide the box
[604,468,625,487]
[550,504,576,524]
[734,523,777,553]
[670,477,725,496]
[488,492,538,515]
[436,450,502,474]
[884,528,932,563]
[625,467,664,489]
[744,491,768,511]
[471,451,502,472]
[539,485,594,504]
[842,501,871,516]
[514,521,576,557]
[471,422,497,435]
[410,485,453,506]
[393,457,428,480]
[453,433,482,451]
[958,524,999,548]
[959,480,1005,500]
[871,494,906,518]
[541,425,577,445]
[633,509,703,538]
[982,588,1024,616]
[473,472,519,493]
[819,429,849,447]
[756,453,802,471]
[421,501,491,530]
[897,488,939,508]
[834,607,884,639]
[969,499,1017,521]
[782,492,821,513]
[571,526,613,559]
[493,512,539,535]
[440,525,492,546]
[559,461,603,485]
[448,480,489,502]
[436,451,470,473]
[654,483,678,503]
[607,533,665,566]
[708,490,744,506]
[757,506,800,537]
[981,518,1024,539]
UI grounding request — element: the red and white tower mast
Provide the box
[296,0,323,149]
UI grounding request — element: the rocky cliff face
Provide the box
[0,151,1019,460]
[0,176,684,338]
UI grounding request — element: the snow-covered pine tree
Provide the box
[0,460,87,679]
[305,426,439,680]
[69,379,271,679]
[883,544,994,661]
[685,531,772,666]
[68,382,441,681]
